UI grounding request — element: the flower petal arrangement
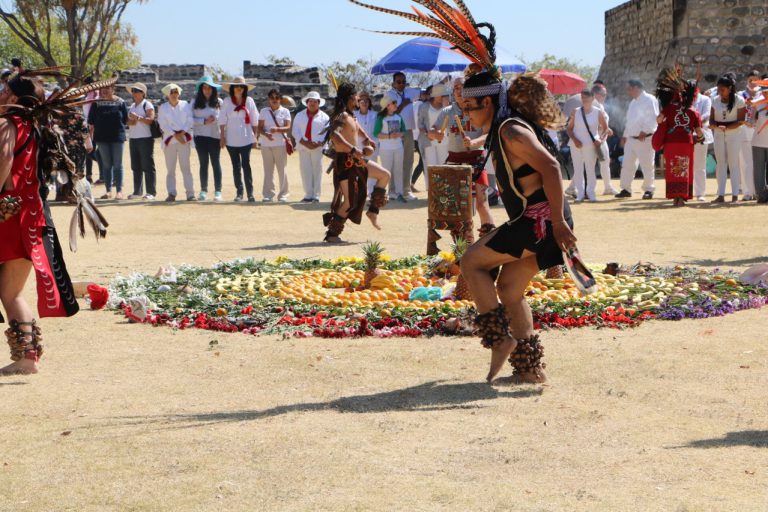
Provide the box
[106,257,768,339]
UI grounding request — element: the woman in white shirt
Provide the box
[258,89,292,202]
[219,77,259,202]
[125,82,157,200]
[157,83,195,202]
[566,89,608,202]
[710,75,746,203]
[374,96,407,202]
[191,76,223,201]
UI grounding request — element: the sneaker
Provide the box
[397,194,407,203]
[642,191,653,200]
[278,197,289,203]
[302,198,313,203]
[234,195,243,202]
[213,192,223,202]
[186,196,197,201]
[127,194,142,200]
[164,194,176,202]
[312,198,320,203]
[404,193,417,201]
[262,197,273,203]
[198,191,208,201]
[388,193,397,200]
[248,196,256,203]
[602,188,619,196]
[143,194,155,201]
[695,196,706,202]
[711,195,724,203]
[615,190,631,198]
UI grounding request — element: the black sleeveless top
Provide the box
[489,116,549,222]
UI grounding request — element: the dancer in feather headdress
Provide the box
[0,62,111,375]
[651,67,704,207]
[351,0,579,384]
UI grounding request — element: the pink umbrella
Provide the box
[538,69,586,95]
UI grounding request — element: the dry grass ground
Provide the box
[1,145,767,511]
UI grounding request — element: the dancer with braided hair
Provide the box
[323,82,390,243]
[0,65,111,375]
[350,0,579,384]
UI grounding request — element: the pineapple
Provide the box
[452,237,472,301]
[362,241,385,288]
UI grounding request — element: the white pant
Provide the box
[570,143,598,200]
[380,147,404,196]
[298,148,324,200]
[713,128,742,196]
[163,142,194,198]
[261,145,289,200]
[693,142,709,198]
[620,138,656,193]
[739,126,755,196]
[598,140,616,192]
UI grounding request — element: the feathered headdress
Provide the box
[2,64,113,251]
[655,65,695,110]
[349,0,498,76]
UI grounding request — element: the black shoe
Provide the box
[642,191,653,200]
[615,190,631,198]
[247,196,256,203]
[302,197,312,203]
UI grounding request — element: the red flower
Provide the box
[87,284,109,310]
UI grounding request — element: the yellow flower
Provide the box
[273,256,289,264]
[438,251,456,264]
[380,254,391,262]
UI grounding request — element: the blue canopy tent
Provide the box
[371,37,526,75]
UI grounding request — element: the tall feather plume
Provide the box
[349,0,495,70]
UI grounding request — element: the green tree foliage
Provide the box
[0,0,143,80]
[519,53,598,86]
[265,55,296,66]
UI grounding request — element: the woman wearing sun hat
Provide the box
[157,83,195,201]
[291,91,330,202]
[219,76,259,202]
[191,76,224,201]
[126,82,157,200]
[374,93,407,202]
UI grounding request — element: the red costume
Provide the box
[0,115,79,318]
[652,102,702,200]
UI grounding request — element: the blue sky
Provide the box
[123,0,624,74]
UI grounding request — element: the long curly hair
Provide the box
[507,73,566,130]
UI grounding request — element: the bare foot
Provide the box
[0,359,38,376]
[366,211,381,230]
[492,369,547,386]
[486,337,517,383]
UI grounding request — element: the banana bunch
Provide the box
[370,275,399,290]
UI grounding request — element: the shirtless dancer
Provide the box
[323,82,390,243]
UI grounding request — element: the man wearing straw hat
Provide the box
[158,83,195,202]
[292,91,330,202]
[126,82,157,200]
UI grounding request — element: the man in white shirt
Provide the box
[616,79,659,199]
[692,87,713,200]
[390,72,417,200]
[157,83,195,202]
[292,91,330,203]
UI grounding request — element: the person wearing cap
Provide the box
[292,91,330,203]
[423,83,451,170]
[219,76,259,202]
[191,76,223,201]
[259,88,292,202]
[125,82,157,200]
[373,94,408,202]
[157,83,195,202]
[390,72,417,201]
[87,82,128,199]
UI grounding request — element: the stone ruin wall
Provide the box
[115,62,332,112]
[598,0,768,131]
